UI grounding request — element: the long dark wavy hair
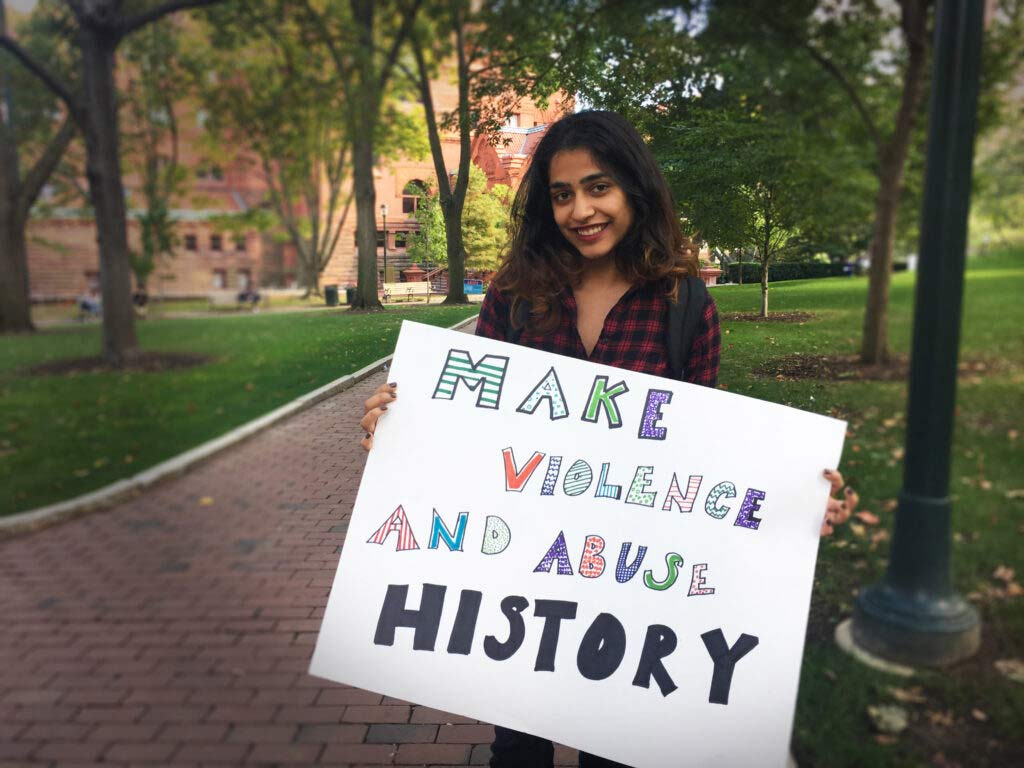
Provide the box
[491,110,697,331]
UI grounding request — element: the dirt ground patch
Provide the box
[723,311,817,323]
[30,351,212,376]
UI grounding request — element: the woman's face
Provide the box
[548,149,633,263]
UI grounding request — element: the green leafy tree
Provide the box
[121,20,188,294]
[0,0,76,333]
[408,165,511,272]
[0,0,228,365]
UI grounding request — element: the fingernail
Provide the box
[365,432,371,439]
[388,382,397,388]
[845,487,853,495]
[381,405,388,411]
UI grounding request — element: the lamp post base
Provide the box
[852,583,980,667]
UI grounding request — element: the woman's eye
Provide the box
[552,191,571,203]
[591,183,610,194]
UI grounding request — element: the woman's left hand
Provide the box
[821,469,858,537]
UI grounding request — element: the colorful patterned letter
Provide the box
[481,515,511,555]
[428,509,468,551]
[638,389,672,441]
[541,456,563,496]
[643,552,684,591]
[705,481,737,520]
[516,367,570,420]
[734,488,767,530]
[366,505,420,551]
[594,463,622,500]
[502,447,545,493]
[662,474,703,513]
[615,542,648,583]
[688,563,715,596]
[626,466,657,507]
[432,349,509,409]
[562,459,593,496]
[534,531,574,575]
[581,376,629,428]
[578,535,606,579]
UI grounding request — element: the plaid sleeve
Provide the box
[684,294,721,388]
[475,285,510,342]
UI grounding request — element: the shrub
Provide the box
[724,262,848,283]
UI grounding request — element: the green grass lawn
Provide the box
[709,248,1023,767]
[1,304,479,515]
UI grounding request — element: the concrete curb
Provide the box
[1,314,479,538]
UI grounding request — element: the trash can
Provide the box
[324,284,339,306]
[345,286,355,305]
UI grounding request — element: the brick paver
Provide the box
[0,324,581,766]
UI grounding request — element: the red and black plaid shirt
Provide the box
[475,282,721,387]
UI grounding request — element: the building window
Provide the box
[211,166,224,181]
[504,113,520,128]
[402,179,426,214]
[196,167,208,179]
[237,269,251,290]
[234,236,247,252]
[212,269,226,289]
[395,231,408,248]
[210,234,223,251]
[184,234,198,251]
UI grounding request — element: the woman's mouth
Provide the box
[573,222,610,241]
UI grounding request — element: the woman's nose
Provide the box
[572,195,594,221]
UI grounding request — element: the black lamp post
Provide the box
[852,0,984,666]
[380,203,388,286]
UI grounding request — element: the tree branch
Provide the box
[120,0,227,38]
[754,13,883,154]
[376,0,425,94]
[17,117,76,221]
[0,35,80,118]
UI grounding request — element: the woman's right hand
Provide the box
[360,382,397,451]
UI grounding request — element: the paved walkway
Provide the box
[0,322,578,767]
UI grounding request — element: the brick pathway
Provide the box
[0,326,580,767]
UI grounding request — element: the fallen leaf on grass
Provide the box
[855,510,880,525]
[971,708,988,722]
[1005,489,1024,499]
[886,685,927,704]
[849,522,867,538]
[874,734,898,746]
[870,530,890,549]
[926,710,955,728]
[198,496,215,507]
[832,539,849,549]
[868,704,909,734]
[823,668,838,682]
[992,565,1016,584]
[1009,429,1019,441]
[883,498,898,512]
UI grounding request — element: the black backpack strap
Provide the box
[666,276,709,380]
[506,297,533,344]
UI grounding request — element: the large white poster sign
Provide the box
[311,320,846,767]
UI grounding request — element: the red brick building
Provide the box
[26,79,571,301]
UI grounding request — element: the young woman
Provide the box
[361,110,856,768]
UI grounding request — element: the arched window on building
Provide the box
[402,179,427,214]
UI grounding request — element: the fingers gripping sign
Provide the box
[820,468,858,536]
[361,382,397,451]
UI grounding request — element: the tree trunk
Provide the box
[442,11,470,306]
[0,207,33,333]
[760,256,769,318]
[348,0,382,311]
[441,193,467,305]
[80,25,138,365]
[860,0,929,365]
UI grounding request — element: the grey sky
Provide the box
[8,0,39,12]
